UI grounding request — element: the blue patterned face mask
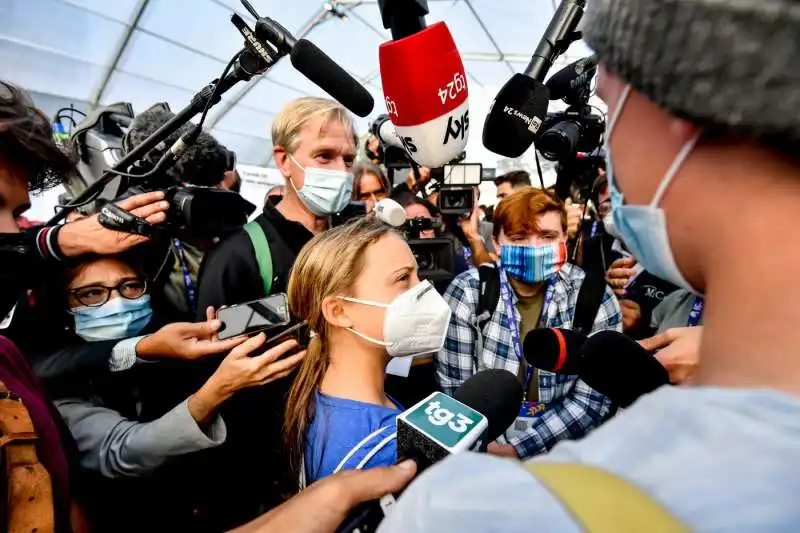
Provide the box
[500,243,567,284]
[72,295,153,342]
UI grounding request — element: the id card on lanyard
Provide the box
[498,273,555,396]
[687,296,704,327]
[173,239,197,315]
[499,273,555,442]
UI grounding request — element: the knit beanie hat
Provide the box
[582,0,800,152]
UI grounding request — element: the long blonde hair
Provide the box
[284,217,396,485]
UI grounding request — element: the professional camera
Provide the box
[436,162,481,218]
[537,107,604,162]
[68,103,254,239]
[402,217,455,283]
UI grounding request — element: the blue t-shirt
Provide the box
[305,392,403,483]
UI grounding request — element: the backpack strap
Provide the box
[244,220,273,296]
[0,378,55,533]
[572,267,607,336]
[476,264,500,332]
[526,462,689,533]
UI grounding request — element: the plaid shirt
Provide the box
[435,263,622,459]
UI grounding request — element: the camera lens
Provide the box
[414,251,434,271]
[538,120,581,161]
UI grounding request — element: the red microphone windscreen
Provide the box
[379,22,469,168]
[523,327,586,375]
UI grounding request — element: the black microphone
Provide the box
[290,39,375,118]
[581,330,670,408]
[378,0,429,41]
[545,55,598,102]
[523,327,586,375]
[482,0,586,158]
[524,0,586,82]
[337,369,522,533]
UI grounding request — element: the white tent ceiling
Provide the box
[0,0,595,167]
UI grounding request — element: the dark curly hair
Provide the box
[125,104,233,187]
[0,81,76,192]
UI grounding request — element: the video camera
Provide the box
[67,103,255,240]
[402,217,455,284]
[537,55,606,200]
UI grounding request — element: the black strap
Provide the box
[572,266,607,336]
[97,202,161,239]
[477,264,500,331]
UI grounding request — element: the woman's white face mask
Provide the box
[339,280,452,357]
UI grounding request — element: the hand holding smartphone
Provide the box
[216,294,291,340]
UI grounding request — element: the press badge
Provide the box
[505,401,547,441]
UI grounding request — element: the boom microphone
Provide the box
[290,39,374,117]
[370,114,405,150]
[523,327,586,375]
[482,0,586,158]
[523,0,586,82]
[379,22,469,168]
[581,330,670,408]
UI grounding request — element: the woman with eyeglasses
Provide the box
[41,254,305,532]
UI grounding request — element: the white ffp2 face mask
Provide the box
[340,280,452,357]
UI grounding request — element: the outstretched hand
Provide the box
[136,318,245,361]
[58,191,170,257]
[231,460,418,533]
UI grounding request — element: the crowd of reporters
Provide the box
[2,0,799,530]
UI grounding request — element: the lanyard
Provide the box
[498,272,555,394]
[590,221,599,239]
[687,296,704,327]
[173,239,197,315]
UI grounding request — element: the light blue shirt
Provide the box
[305,393,402,483]
[378,386,800,533]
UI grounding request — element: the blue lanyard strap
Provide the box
[687,296,704,327]
[590,221,598,239]
[173,239,197,315]
[498,272,556,395]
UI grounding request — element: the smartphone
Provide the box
[261,321,311,353]
[216,293,291,340]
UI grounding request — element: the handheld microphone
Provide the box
[373,198,406,227]
[396,369,521,469]
[481,0,586,158]
[370,114,406,150]
[581,330,670,408]
[337,369,522,533]
[545,55,598,103]
[379,22,469,168]
[523,327,586,375]
[290,39,375,117]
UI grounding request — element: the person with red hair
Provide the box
[436,187,621,459]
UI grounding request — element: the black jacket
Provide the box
[195,199,314,315]
[190,199,315,525]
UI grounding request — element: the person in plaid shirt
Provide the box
[436,188,621,459]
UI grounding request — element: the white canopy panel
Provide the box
[0,0,596,168]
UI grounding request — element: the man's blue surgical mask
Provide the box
[72,295,153,342]
[605,85,702,294]
[288,154,353,216]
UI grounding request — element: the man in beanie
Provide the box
[373,1,800,531]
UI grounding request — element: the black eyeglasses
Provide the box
[69,279,148,307]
